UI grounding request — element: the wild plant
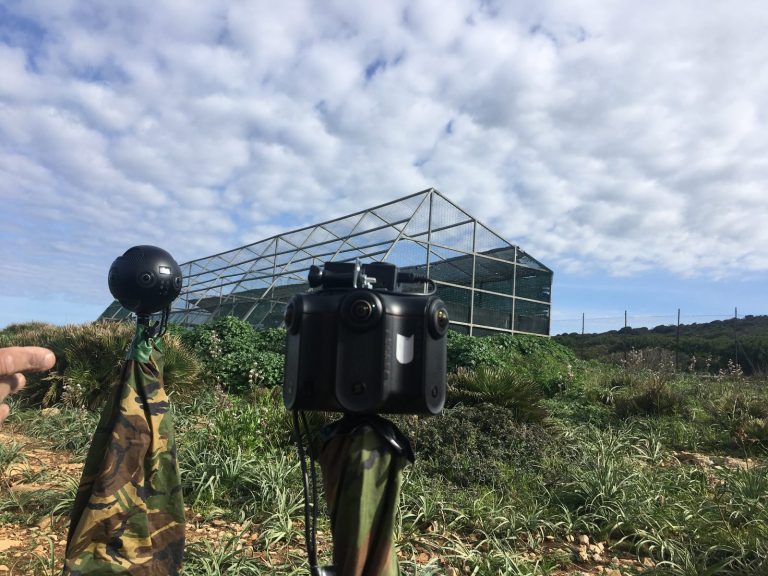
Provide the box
[20,535,59,576]
[447,366,547,423]
[256,486,304,550]
[717,359,744,380]
[0,440,24,487]
[13,407,99,460]
[183,525,262,575]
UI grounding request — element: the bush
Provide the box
[402,404,554,487]
[447,331,581,396]
[447,366,548,423]
[703,387,768,449]
[210,390,291,455]
[250,351,285,388]
[446,331,510,371]
[612,376,691,419]
[0,321,203,408]
[254,327,287,354]
[182,316,286,394]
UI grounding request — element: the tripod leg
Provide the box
[319,422,407,576]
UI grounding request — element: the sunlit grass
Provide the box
[5,368,768,575]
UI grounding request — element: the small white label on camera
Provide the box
[396,334,414,364]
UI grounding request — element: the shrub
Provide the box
[402,404,554,487]
[0,321,203,408]
[254,327,287,354]
[704,387,768,449]
[210,391,291,455]
[612,377,691,419]
[249,351,285,388]
[446,331,510,371]
[182,317,286,394]
[447,366,548,423]
[447,331,581,396]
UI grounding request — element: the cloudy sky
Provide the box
[1,0,767,333]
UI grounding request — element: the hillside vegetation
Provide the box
[554,314,768,375]
[0,319,766,575]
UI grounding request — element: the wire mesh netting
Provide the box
[100,189,553,335]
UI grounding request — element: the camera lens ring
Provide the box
[137,270,156,288]
[350,299,373,322]
[284,296,303,334]
[428,298,450,338]
[341,291,382,331]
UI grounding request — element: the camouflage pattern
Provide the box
[318,415,413,576]
[64,324,185,575]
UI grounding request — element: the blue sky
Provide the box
[2,1,767,334]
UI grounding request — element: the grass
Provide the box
[3,329,768,575]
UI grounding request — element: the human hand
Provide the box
[0,346,56,424]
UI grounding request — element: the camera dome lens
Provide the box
[428,299,450,338]
[138,271,155,287]
[341,292,382,331]
[351,299,373,321]
[437,308,449,330]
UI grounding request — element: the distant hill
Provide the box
[553,315,768,375]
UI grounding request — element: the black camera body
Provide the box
[283,261,449,415]
[108,245,183,315]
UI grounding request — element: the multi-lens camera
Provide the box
[108,245,183,315]
[283,261,449,414]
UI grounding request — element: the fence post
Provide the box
[675,308,681,372]
[734,307,739,367]
[623,310,628,363]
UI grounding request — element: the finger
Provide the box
[0,403,9,424]
[0,347,56,376]
[0,373,25,392]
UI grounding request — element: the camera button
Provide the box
[352,381,367,395]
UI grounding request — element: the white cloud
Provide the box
[2,0,768,312]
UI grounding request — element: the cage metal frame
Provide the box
[99,188,552,336]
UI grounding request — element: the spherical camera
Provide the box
[108,245,183,315]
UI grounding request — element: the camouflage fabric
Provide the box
[318,415,413,576]
[64,324,185,575]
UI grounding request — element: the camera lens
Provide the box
[284,296,302,334]
[137,271,156,287]
[436,308,449,330]
[428,299,450,338]
[341,292,382,331]
[351,299,373,321]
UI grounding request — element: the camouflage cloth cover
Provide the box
[318,415,414,576]
[63,324,185,575]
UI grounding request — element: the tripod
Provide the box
[293,413,414,576]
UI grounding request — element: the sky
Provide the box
[1,0,767,334]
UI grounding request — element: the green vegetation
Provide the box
[181,316,285,393]
[555,314,768,375]
[1,318,767,575]
[1,321,203,408]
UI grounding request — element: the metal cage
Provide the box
[99,189,553,336]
